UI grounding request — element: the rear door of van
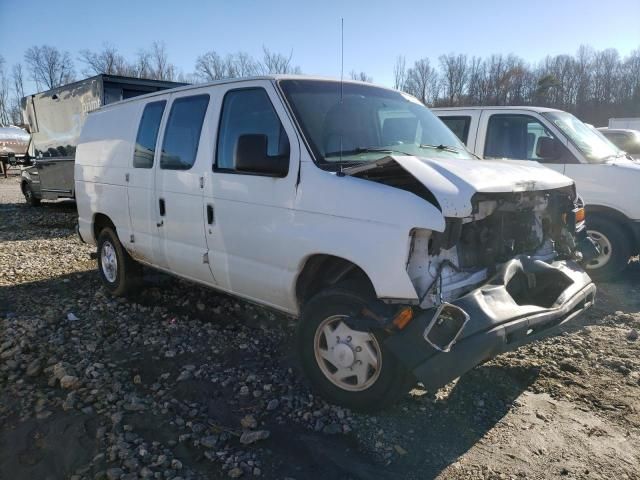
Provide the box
[128,99,167,263]
[152,89,216,286]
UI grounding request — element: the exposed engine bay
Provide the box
[407,189,583,308]
[343,156,587,310]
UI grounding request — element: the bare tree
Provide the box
[622,48,640,109]
[148,41,176,81]
[195,50,260,82]
[10,64,25,124]
[439,53,468,105]
[404,58,438,105]
[195,50,228,81]
[261,47,301,74]
[227,52,260,78]
[132,49,153,79]
[465,56,485,105]
[393,55,406,90]
[0,56,10,125]
[592,48,620,105]
[79,44,131,76]
[349,70,372,82]
[12,64,25,101]
[24,45,75,89]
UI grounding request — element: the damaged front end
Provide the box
[387,256,595,390]
[407,188,596,310]
[345,156,598,391]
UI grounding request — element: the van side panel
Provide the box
[75,103,140,245]
[276,162,445,312]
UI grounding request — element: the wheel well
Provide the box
[295,255,376,306]
[586,205,630,224]
[93,213,116,242]
[586,205,638,246]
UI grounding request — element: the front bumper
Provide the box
[385,256,596,391]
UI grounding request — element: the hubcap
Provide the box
[586,229,612,270]
[313,314,382,392]
[101,240,118,283]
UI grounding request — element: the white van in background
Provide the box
[75,78,596,409]
[434,106,640,279]
[598,128,640,160]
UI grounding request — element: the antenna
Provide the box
[340,17,344,102]
[339,17,344,167]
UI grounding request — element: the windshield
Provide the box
[279,79,472,167]
[542,111,621,163]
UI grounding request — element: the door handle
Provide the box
[206,204,214,224]
[159,198,165,216]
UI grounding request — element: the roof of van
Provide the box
[431,106,563,113]
[92,75,397,110]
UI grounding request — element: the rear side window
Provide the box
[133,101,166,168]
[440,116,471,144]
[216,88,289,173]
[160,95,209,170]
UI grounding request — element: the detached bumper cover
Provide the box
[385,256,596,391]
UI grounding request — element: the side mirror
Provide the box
[536,136,560,160]
[234,134,288,177]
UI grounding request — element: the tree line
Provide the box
[1,43,639,127]
[395,46,640,125]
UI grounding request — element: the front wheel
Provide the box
[585,215,631,280]
[22,183,41,206]
[297,287,413,411]
[97,227,141,296]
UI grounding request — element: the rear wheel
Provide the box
[22,183,41,206]
[297,286,413,411]
[585,215,631,280]
[97,227,141,296]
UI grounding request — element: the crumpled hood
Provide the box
[346,155,574,217]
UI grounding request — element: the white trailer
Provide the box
[608,117,640,130]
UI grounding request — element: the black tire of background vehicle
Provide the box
[22,183,41,206]
[586,214,632,280]
[97,227,142,296]
[297,285,414,411]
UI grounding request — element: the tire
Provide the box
[585,215,631,280]
[22,183,41,206]
[96,227,141,296]
[297,286,414,411]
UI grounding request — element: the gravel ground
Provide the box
[1,171,639,480]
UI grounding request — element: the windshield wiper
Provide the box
[419,143,460,154]
[325,146,409,157]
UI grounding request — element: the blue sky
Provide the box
[1,0,639,94]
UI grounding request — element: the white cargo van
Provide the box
[76,77,596,410]
[434,106,640,279]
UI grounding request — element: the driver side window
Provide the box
[485,114,571,164]
[215,88,290,174]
